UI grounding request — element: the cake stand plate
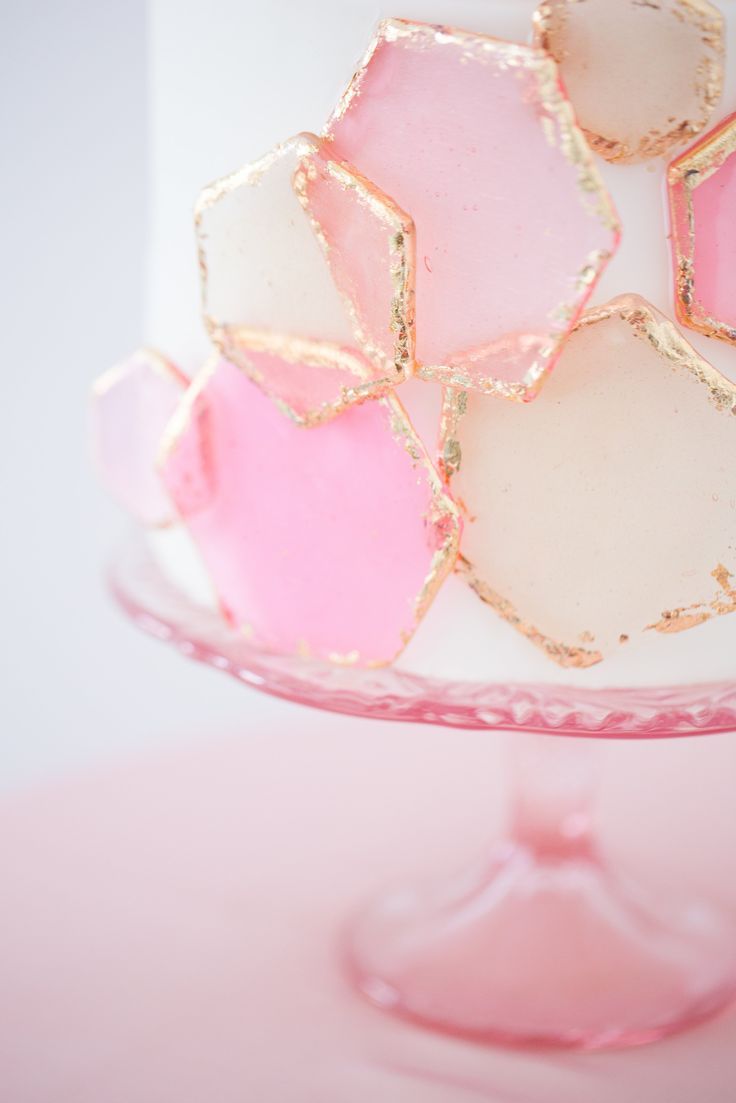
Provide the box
[102,539,736,1051]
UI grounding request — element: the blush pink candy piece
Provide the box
[195,133,415,426]
[669,113,736,345]
[294,144,415,378]
[159,359,460,666]
[91,349,188,526]
[325,19,619,400]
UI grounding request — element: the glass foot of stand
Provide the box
[110,539,736,1051]
[347,751,736,1050]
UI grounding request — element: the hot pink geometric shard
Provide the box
[325,19,620,401]
[91,349,188,526]
[668,112,736,346]
[158,358,460,666]
[195,133,416,426]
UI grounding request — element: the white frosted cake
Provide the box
[100,0,736,688]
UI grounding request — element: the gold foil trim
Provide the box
[324,18,619,402]
[646,564,736,634]
[668,112,736,347]
[440,294,736,668]
[457,556,603,669]
[534,0,725,164]
[195,133,411,427]
[157,359,461,668]
[292,144,417,381]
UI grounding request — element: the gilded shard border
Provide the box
[158,356,462,667]
[194,132,416,427]
[325,17,620,403]
[533,0,725,164]
[439,295,736,668]
[668,111,736,346]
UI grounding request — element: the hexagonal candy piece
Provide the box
[325,18,619,401]
[195,133,415,426]
[534,0,725,165]
[159,358,460,666]
[91,349,188,526]
[441,295,736,668]
[668,112,736,347]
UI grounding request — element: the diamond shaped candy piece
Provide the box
[91,349,188,526]
[441,295,736,668]
[325,18,619,401]
[158,358,460,666]
[195,133,415,426]
[534,0,725,165]
[668,112,736,347]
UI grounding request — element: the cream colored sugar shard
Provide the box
[534,0,725,164]
[443,295,736,668]
[195,132,414,424]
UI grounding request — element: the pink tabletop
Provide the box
[2,717,735,1102]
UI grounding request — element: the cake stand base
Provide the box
[347,737,736,1050]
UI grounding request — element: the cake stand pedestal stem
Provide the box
[348,733,736,1050]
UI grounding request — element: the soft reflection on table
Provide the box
[1,718,735,1102]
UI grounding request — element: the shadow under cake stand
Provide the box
[111,538,736,1051]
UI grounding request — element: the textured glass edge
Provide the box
[108,537,736,738]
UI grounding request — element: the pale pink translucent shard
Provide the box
[195,133,414,425]
[443,296,736,667]
[669,113,736,345]
[534,0,725,164]
[91,350,187,526]
[693,152,736,334]
[295,145,414,375]
[325,19,619,399]
[159,359,459,665]
[233,342,376,424]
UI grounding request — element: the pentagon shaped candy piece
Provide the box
[534,0,725,164]
[159,358,460,666]
[195,133,415,426]
[668,112,736,346]
[441,296,736,668]
[325,18,619,401]
[91,349,188,526]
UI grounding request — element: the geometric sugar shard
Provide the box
[293,142,415,382]
[195,132,416,426]
[159,358,460,666]
[534,0,725,165]
[91,349,188,527]
[440,296,736,668]
[325,19,619,402]
[668,112,736,347]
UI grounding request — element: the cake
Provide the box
[93,0,736,689]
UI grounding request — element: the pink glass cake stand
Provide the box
[110,537,736,1052]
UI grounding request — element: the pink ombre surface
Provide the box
[325,20,618,395]
[160,359,458,665]
[3,727,736,1101]
[91,350,187,526]
[691,142,736,335]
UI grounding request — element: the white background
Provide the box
[0,0,315,788]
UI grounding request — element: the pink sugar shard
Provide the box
[669,113,736,346]
[294,144,415,379]
[159,359,460,666]
[91,349,188,527]
[325,19,619,401]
